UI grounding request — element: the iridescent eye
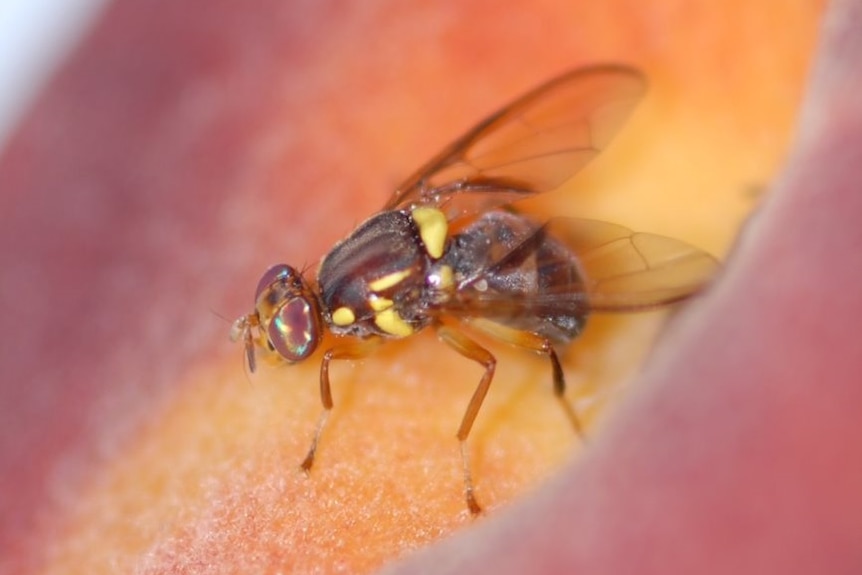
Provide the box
[267,297,320,362]
[255,264,292,300]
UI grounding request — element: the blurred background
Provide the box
[0,0,107,151]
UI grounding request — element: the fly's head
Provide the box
[231,264,322,372]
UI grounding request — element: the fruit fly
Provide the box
[231,64,718,515]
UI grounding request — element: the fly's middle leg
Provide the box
[436,324,496,515]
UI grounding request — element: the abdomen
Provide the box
[441,211,588,345]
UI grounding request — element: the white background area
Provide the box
[0,0,109,152]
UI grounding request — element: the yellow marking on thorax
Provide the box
[368,295,394,312]
[369,269,412,292]
[331,306,356,326]
[429,264,454,290]
[374,308,414,338]
[411,207,448,259]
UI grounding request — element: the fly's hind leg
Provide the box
[435,325,496,515]
[467,318,585,438]
[301,338,382,473]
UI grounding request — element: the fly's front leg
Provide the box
[467,318,585,438]
[300,338,381,473]
[436,325,496,515]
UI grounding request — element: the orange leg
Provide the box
[229,313,260,374]
[300,338,381,472]
[467,318,584,437]
[243,321,258,374]
[436,325,496,515]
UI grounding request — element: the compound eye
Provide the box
[267,296,320,362]
[255,264,293,300]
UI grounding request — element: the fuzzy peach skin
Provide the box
[0,0,841,574]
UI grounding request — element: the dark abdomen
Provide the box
[443,211,588,344]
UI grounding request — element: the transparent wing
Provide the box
[544,218,719,311]
[446,217,718,319]
[385,65,646,221]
